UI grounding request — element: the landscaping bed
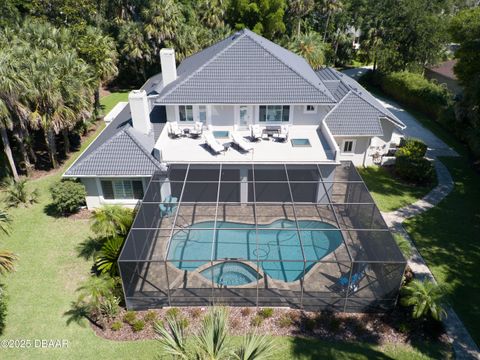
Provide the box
[93,306,450,348]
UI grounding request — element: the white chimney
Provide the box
[128,90,152,135]
[160,48,177,86]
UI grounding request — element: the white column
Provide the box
[240,166,248,204]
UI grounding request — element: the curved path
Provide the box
[342,67,479,359]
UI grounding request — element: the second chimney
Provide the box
[160,48,177,87]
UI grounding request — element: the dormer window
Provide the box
[304,105,317,114]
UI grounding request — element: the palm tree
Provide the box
[95,236,125,276]
[199,0,228,29]
[0,250,17,275]
[401,279,447,321]
[2,178,38,208]
[322,0,343,42]
[90,205,134,239]
[288,32,329,69]
[155,307,276,360]
[288,0,314,36]
[76,27,118,116]
[0,100,18,181]
[0,209,11,235]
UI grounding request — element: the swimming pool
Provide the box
[168,219,343,283]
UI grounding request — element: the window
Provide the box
[259,105,290,122]
[304,105,317,113]
[179,105,193,122]
[342,140,356,154]
[198,105,207,123]
[101,180,144,200]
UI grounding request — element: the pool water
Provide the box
[199,261,262,286]
[168,219,342,283]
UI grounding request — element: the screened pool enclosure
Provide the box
[118,162,406,312]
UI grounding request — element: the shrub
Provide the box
[144,310,158,323]
[132,319,145,332]
[395,155,435,185]
[165,307,180,319]
[178,317,189,330]
[49,180,86,214]
[257,308,274,319]
[401,279,446,321]
[277,313,294,328]
[302,317,316,332]
[240,307,252,317]
[397,138,428,159]
[99,295,120,320]
[95,237,125,276]
[250,315,263,327]
[90,206,134,238]
[111,321,123,331]
[123,311,136,325]
[189,308,202,319]
[1,179,38,208]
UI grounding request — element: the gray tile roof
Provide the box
[64,105,162,177]
[317,68,406,135]
[155,29,336,104]
[324,91,385,136]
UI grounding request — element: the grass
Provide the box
[99,90,130,115]
[0,92,451,359]
[358,166,434,212]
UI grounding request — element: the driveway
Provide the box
[341,67,458,157]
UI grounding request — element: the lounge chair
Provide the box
[203,131,224,154]
[249,124,262,141]
[168,121,182,138]
[159,196,178,217]
[190,122,203,138]
[232,132,254,152]
[329,263,367,295]
[273,125,289,142]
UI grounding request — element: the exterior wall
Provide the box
[81,177,151,210]
[334,136,371,166]
[210,105,235,128]
[291,105,329,125]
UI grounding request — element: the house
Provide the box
[425,59,462,96]
[63,30,407,311]
[63,29,405,210]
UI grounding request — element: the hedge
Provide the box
[360,71,457,132]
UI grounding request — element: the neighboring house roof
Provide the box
[317,68,406,136]
[64,105,162,177]
[426,60,457,80]
[154,29,336,104]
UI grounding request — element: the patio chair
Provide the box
[232,132,254,152]
[190,122,203,138]
[329,263,368,295]
[203,131,224,154]
[273,125,289,142]
[249,124,262,141]
[159,196,178,217]
[168,121,182,138]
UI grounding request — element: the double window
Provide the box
[259,105,290,122]
[342,140,356,154]
[179,105,194,122]
[101,180,144,200]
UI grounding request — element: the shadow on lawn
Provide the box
[76,236,105,260]
[290,337,393,359]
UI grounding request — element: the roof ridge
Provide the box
[158,31,246,102]
[124,126,161,167]
[323,89,352,120]
[243,31,336,102]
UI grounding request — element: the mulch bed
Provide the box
[92,306,449,347]
[68,208,91,220]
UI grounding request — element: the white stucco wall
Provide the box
[334,136,372,166]
[291,105,330,125]
[81,177,150,210]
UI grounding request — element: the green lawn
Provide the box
[358,166,434,212]
[0,93,451,359]
[99,90,130,114]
